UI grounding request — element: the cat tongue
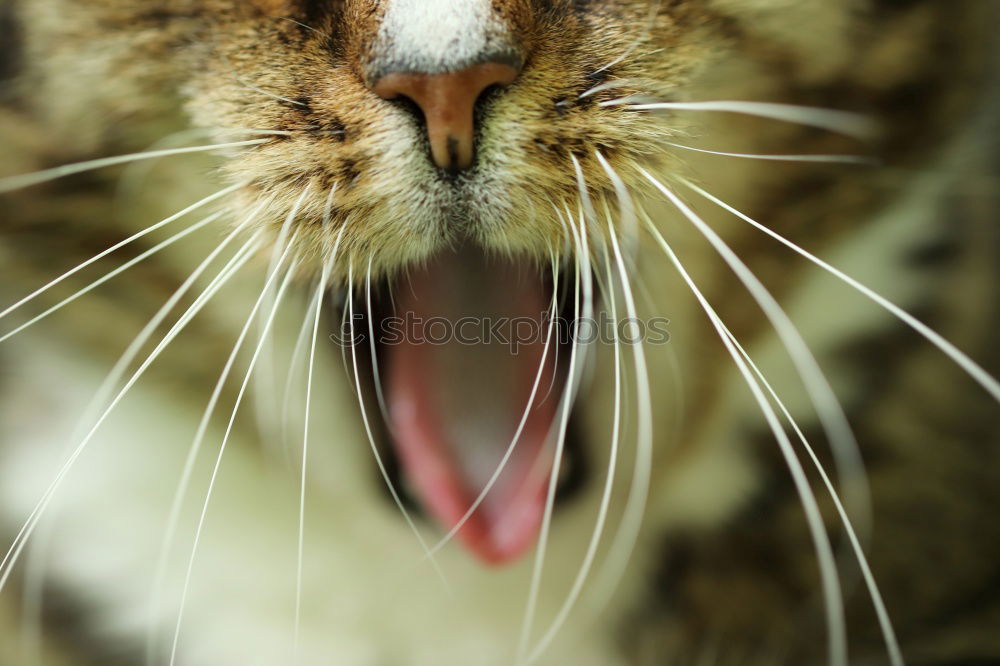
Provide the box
[384,250,557,565]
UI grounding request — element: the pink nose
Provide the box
[372,62,520,172]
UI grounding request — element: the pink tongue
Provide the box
[385,250,557,565]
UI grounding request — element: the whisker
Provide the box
[346,265,451,591]
[560,167,600,404]
[281,291,319,451]
[578,77,660,100]
[516,215,586,664]
[681,178,1000,403]
[525,245,623,665]
[563,202,604,402]
[338,285,354,386]
[147,228,297,663]
[139,234,265,666]
[168,251,300,666]
[85,205,271,445]
[232,79,305,108]
[667,142,877,165]
[277,16,324,35]
[288,224,345,659]
[0,143,264,193]
[642,211,849,666]
[582,154,653,620]
[422,264,560,558]
[19,503,58,666]
[255,185,314,452]
[563,167,597,398]
[273,186,313,264]
[293,254,333,665]
[0,183,245,321]
[365,257,394,432]
[721,322,904,666]
[601,99,877,140]
[321,184,339,230]
[81,219,266,438]
[537,248,563,405]
[642,169,871,548]
[112,132,238,213]
[0,228,261,597]
[0,210,228,345]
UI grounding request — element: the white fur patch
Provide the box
[376,0,508,74]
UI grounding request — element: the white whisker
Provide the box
[139,234,265,666]
[365,257,394,432]
[583,153,653,620]
[346,265,451,591]
[0,183,244,322]
[422,266,560,559]
[602,100,877,140]
[217,49,308,109]
[721,322,904,666]
[215,128,297,137]
[321,184,339,230]
[667,142,876,165]
[525,248,623,665]
[255,185,314,453]
[516,216,585,664]
[579,78,654,100]
[538,249,563,405]
[280,184,342,446]
[293,254,333,665]
[85,211,268,438]
[0,228,260,598]
[281,293,319,449]
[642,168,870,550]
[681,178,1000,403]
[168,249,301,666]
[0,144,264,193]
[0,210,227,345]
[18,506,57,666]
[232,80,307,108]
[277,17,324,35]
[591,0,661,75]
[147,227,296,662]
[647,170,877,665]
[643,213,849,666]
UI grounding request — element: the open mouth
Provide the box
[348,245,587,565]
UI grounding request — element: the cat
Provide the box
[0,1,998,664]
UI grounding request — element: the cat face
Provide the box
[171,1,743,564]
[185,0,710,274]
[2,1,998,663]
[50,0,971,566]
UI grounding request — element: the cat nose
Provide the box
[372,61,521,172]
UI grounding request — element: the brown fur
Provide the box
[1,1,998,664]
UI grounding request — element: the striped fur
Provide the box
[0,1,998,664]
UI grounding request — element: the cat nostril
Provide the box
[372,62,521,173]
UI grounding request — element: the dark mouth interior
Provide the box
[338,245,592,562]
